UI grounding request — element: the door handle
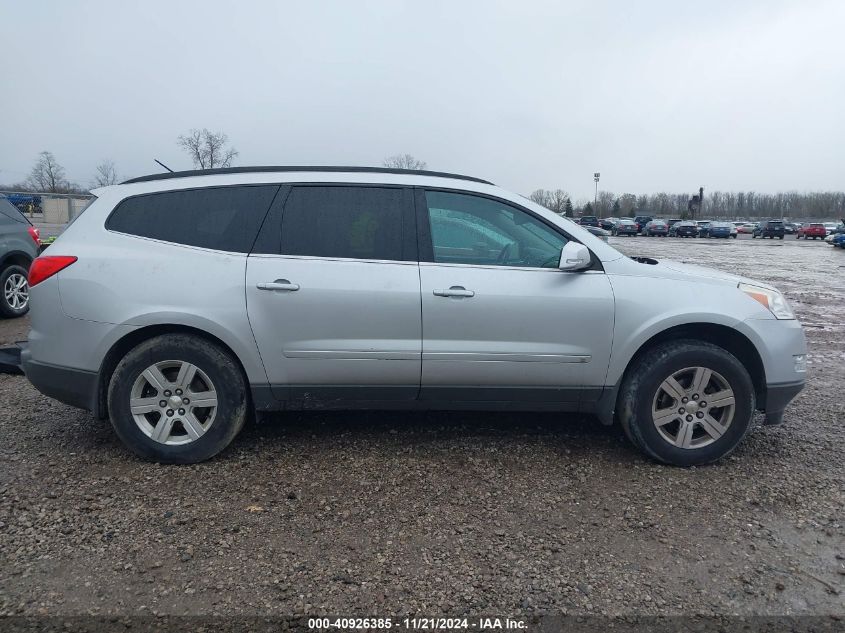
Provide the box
[433,286,475,298]
[257,279,300,292]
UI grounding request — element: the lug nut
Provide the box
[678,408,685,414]
[178,408,185,415]
[166,409,174,416]
[164,390,171,397]
[159,400,167,408]
[175,389,182,396]
[692,394,699,400]
[182,398,190,405]
[696,411,704,418]
[699,401,707,407]
[681,397,689,403]
[686,415,693,422]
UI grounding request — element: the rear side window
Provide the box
[278,186,408,261]
[106,185,279,252]
[0,198,28,224]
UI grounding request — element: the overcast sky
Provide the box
[2,0,843,200]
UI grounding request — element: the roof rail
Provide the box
[122,166,493,185]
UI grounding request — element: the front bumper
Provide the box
[20,345,99,413]
[761,380,805,425]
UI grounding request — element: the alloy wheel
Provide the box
[651,366,736,449]
[129,360,218,445]
[4,273,29,311]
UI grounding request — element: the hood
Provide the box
[609,257,777,291]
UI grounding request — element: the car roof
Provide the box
[122,165,492,186]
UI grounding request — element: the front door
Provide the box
[417,189,614,404]
[246,185,421,402]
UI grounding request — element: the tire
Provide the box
[617,339,755,466]
[107,334,248,464]
[0,264,31,318]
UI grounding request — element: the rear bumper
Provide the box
[20,345,98,413]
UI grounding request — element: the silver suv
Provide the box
[21,167,806,466]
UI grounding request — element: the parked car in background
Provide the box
[585,226,610,242]
[633,216,653,233]
[752,220,785,239]
[643,220,669,237]
[737,223,756,234]
[0,196,41,317]
[823,222,838,236]
[612,219,639,236]
[783,222,800,234]
[578,215,600,227]
[666,219,683,230]
[20,165,807,466]
[600,217,617,231]
[699,221,735,238]
[669,221,698,238]
[831,233,845,249]
[796,223,826,240]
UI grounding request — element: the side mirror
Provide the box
[558,242,591,271]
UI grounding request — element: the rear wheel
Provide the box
[107,334,248,463]
[618,340,755,466]
[0,264,30,318]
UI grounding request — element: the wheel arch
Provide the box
[0,250,35,272]
[616,322,766,412]
[95,324,253,419]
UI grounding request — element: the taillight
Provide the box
[27,226,41,246]
[28,256,77,287]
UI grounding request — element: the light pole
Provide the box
[593,172,600,212]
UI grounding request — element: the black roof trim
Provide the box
[122,166,493,186]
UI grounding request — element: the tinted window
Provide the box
[0,198,27,224]
[106,186,279,252]
[425,190,567,268]
[279,186,406,260]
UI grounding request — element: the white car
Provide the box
[21,166,807,466]
[823,222,838,235]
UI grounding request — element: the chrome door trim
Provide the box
[422,352,591,363]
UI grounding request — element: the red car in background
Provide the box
[797,223,827,239]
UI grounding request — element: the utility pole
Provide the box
[594,172,600,210]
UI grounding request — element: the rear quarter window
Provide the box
[106,185,279,252]
[0,198,28,224]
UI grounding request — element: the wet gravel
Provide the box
[0,235,842,618]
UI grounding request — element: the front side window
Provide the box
[279,186,406,261]
[106,185,279,252]
[425,190,567,268]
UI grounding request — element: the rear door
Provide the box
[246,185,421,403]
[416,189,615,405]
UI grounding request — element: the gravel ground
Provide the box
[0,235,842,619]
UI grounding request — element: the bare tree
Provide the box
[177,128,239,169]
[383,154,427,170]
[92,160,120,187]
[529,188,570,214]
[28,151,66,192]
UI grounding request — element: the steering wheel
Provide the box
[496,242,513,264]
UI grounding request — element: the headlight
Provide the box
[738,283,795,319]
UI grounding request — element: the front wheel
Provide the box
[617,340,755,466]
[107,334,248,463]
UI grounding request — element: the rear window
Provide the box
[0,197,28,224]
[106,185,279,252]
[277,186,408,261]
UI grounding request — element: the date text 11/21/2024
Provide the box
[307,617,528,630]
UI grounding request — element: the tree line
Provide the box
[4,142,843,221]
[531,188,844,221]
